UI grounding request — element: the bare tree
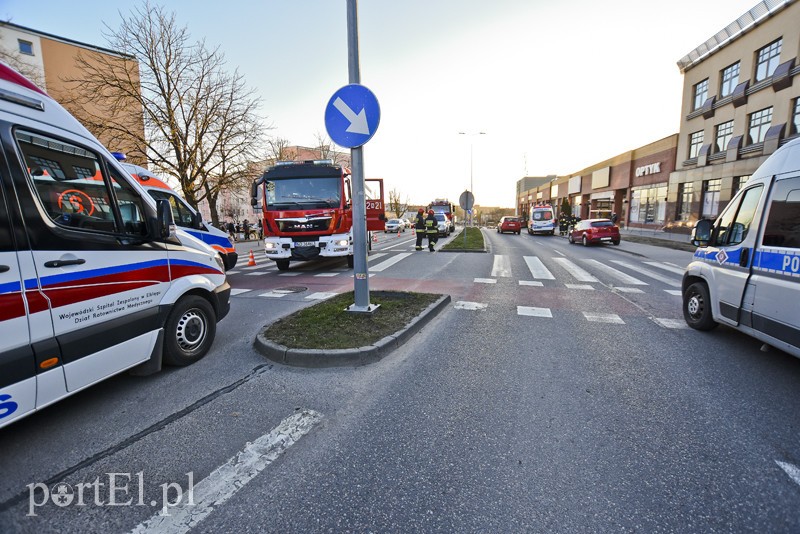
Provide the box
[266,137,296,164]
[387,188,410,219]
[313,131,346,166]
[59,2,267,225]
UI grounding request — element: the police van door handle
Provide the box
[44,259,86,268]
[739,248,750,267]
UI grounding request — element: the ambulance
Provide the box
[117,159,238,270]
[0,62,231,429]
[683,136,800,359]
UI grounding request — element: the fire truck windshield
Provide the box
[265,177,341,210]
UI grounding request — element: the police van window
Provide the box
[148,189,194,226]
[17,131,144,236]
[762,178,800,249]
[716,184,763,246]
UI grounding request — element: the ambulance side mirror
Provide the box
[191,211,203,230]
[156,199,173,239]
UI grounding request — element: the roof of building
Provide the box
[0,20,134,60]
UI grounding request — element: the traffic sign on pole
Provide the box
[325,84,381,149]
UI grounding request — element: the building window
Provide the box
[689,131,704,158]
[715,121,734,152]
[629,185,667,224]
[720,62,740,97]
[676,182,693,221]
[701,179,722,219]
[732,175,751,196]
[693,79,709,111]
[792,98,800,135]
[755,38,782,82]
[748,107,772,144]
[18,40,33,55]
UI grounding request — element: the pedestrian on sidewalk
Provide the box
[425,209,438,252]
[414,208,426,251]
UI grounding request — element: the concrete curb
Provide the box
[253,294,452,368]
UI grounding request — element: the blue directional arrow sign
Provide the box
[324,84,381,149]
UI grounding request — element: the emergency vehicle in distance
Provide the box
[0,62,230,430]
[429,199,455,233]
[250,160,385,270]
[118,158,238,270]
[528,204,556,235]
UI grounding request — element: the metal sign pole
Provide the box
[346,0,375,313]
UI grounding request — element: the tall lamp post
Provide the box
[458,131,485,226]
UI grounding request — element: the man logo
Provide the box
[51,483,74,507]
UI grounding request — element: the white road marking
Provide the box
[278,272,302,277]
[229,288,251,296]
[610,260,681,287]
[665,289,683,296]
[524,256,555,280]
[492,255,512,277]
[305,292,338,300]
[370,252,412,272]
[367,253,387,262]
[474,278,497,284]
[258,291,289,298]
[654,318,687,329]
[776,460,800,488]
[615,287,644,294]
[454,301,488,310]
[313,273,340,277]
[552,258,598,282]
[565,284,595,290]
[240,265,263,271]
[130,410,323,534]
[583,312,625,324]
[644,261,685,275]
[245,271,268,276]
[517,306,552,317]
[519,280,544,287]
[584,259,648,285]
[226,270,240,275]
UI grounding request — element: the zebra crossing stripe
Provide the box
[552,258,598,282]
[454,301,488,310]
[610,260,680,287]
[615,287,644,293]
[492,255,512,277]
[230,288,252,296]
[584,259,647,285]
[665,289,682,296]
[474,278,497,284]
[519,280,543,287]
[644,261,685,275]
[654,318,687,329]
[370,252,412,272]
[524,256,555,279]
[583,312,624,324]
[517,306,552,317]
[565,284,595,290]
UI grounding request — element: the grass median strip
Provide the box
[442,226,485,251]
[263,291,441,349]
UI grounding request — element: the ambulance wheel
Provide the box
[163,296,216,366]
[276,259,290,271]
[347,254,354,268]
[683,282,718,331]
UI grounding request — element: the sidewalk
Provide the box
[618,226,692,243]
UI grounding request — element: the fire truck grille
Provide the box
[277,218,332,232]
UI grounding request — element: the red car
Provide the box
[497,216,522,234]
[568,218,620,246]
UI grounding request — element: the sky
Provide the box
[3,0,761,207]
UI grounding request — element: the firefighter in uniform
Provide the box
[425,209,438,252]
[414,208,426,251]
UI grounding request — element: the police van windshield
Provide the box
[265,177,341,210]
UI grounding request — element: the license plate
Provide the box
[295,241,316,247]
[600,237,611,241]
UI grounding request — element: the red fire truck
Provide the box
[250,160,385,270]
[429,199,455,232]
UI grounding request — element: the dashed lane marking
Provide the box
[130,410,323,534]
[245,272,269,276]
[517,306,552,318]
[474,278,497,284]
[313,273,340,277]
[583,312,625,324]
[454,301,488,310]
[519,280,544,287]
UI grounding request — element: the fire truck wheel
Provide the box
[163,295,216,366]
[347,254,354,268]
[276,259,290,271]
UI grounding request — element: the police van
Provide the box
[118,159,238,271]
[683,137,800,359]
[0,63,230,429]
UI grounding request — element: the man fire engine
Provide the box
[250,160,384,270]
[429,199,455,232]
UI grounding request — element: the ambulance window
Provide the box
[716,185,762,246]
[108,167,148,236]
[148,189,194,226]
[762,179,800,249]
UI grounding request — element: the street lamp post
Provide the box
[458,131,485,226]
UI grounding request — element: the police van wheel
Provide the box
[163,296,216,366]
[276,259,290,271]
[683,282,718,331]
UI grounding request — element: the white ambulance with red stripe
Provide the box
[0,62,230,429]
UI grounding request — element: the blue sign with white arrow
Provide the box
[324,84,381,149]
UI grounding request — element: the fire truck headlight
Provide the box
[336,239,349,247]
[265,242,277,250]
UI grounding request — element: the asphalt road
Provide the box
[2,228,799,532]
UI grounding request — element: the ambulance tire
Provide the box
[163,295,217,366]
[682,282,718,331]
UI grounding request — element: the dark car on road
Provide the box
[497,216,522,234]
[568,218,620,246]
